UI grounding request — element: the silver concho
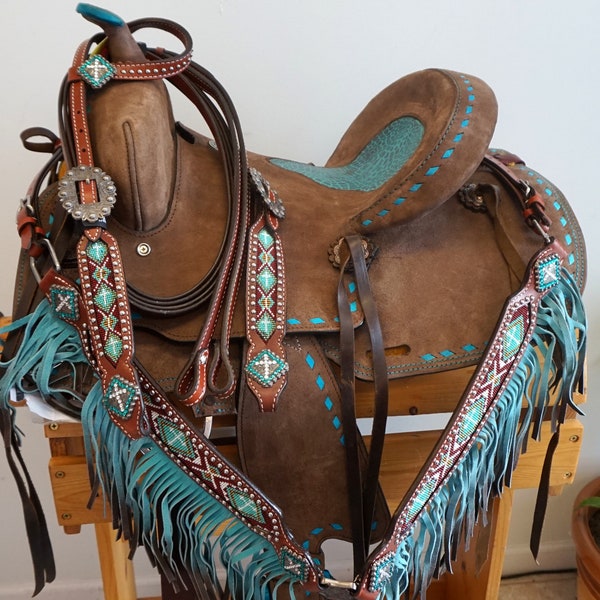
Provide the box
[249,167,285,218]
[458,183,488,213]
[58,165,117,222]
[328,236,378,270]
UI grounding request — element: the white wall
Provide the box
[1,1,599,597]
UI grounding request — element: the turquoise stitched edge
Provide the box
[515,164,585,289]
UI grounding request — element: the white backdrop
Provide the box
[1,1,599,598]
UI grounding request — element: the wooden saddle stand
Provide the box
[0,4,587,600]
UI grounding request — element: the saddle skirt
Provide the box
[0,4,587,600]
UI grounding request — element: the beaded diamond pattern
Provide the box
[85,240,123,364]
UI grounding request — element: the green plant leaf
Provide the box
[580,496,600,509]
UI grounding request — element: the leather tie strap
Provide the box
[1,407,55,595]
[484,153,552,235]
[166,57,250,409]
[530,425,561,561]
[337,234,389,574]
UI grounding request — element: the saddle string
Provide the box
[484,154,552,236]
[337,234,389,575]
[474,182,528,288]
[0,397,56,595]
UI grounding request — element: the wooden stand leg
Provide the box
[94,522,138,600]
[482,488,514,596]
[440,488,514,599]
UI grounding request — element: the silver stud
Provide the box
[136,243,151,257]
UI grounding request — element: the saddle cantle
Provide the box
[0,4,587,600]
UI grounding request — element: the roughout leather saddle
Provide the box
[0,4,587,600]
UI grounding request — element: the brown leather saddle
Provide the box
[1,4,587,599]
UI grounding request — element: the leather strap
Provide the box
[530,425,560,561]
[1,407,55,595]
[71,17,193,88]
[484,153,552,233]
[164,55,249,407]
[245,210,288,412]
[481,183,527,285]
[337,249,366,571]
[347,236,389,560]
[337,234,389,573]
[19,127,60,154]
[57,32,146,437]
[16,133,62,259]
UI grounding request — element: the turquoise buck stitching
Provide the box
[360,74,476,227]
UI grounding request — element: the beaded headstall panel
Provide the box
[0,3,586,599]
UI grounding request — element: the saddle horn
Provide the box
[76,3,146,62]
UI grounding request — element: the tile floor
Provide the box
[499,571,577,599]
[146,572,579,599]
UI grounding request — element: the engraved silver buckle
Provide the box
[249,167,285,218]
[58,165,117,222]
